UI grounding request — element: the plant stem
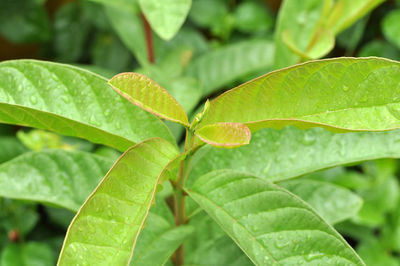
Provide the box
[140,13,155,64]
[172,130,195,266]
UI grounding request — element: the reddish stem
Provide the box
[140,14,155,64]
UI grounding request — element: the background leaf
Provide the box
[280,179,363,224]
[0,242,54,266]
[187,170,364,265]
[189,127,400,183]
[58,138,179,265]
[138,0,191,41]
[0,60,175,151]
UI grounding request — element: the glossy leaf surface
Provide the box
[185,40,274,95]
[188,170,364,265]
[189,127,400,183]
[195,123,251,148]
[58,138,180,265]
[280,179,363,224]
[199,57,400,132]
[0,60,174,151]
[109,73,189,126]
[138,0,191,41]
[0,150,112,211]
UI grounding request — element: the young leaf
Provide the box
[0,60,175,151]
[195,123,251,148]
[57,138,180,265]
[198,57,400,132]
[138,0,192,41]
[109,73,189,127]
[185,40,274,95]
[279,179,363,224]
[189,127,400,184]
[187,170,365,265]
[0,150,112,211]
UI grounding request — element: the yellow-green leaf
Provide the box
[195,123,251,148]
[199,57,400,132]
[58,138,180,265]
[109,73,189,127]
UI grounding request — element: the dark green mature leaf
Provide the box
[382,9,400,50]
[138,0,191,41]
[185,40,274,95]
[0,60,174,151]
[280,179,363,224]
[188,170,364,265]
[0,150,112,211]
[109,73,189,126]
[58,138,180,265]
[0,136,27,163]
[189,127,400,183]
[0,0,50,43]
[0,242,54,266]
[195,123,251,148]
[199,58,400,132]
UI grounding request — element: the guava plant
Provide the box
[0,56,400,265]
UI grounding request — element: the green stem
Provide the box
[172,130,195,266]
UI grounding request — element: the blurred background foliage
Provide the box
[1,0,400,265]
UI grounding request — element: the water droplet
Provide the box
[305,252,324,262]
[342,85,349,92]
[274,239,290,249]
[103,109,111,117]
[89,115,101,126]
[116,121,121,130]
[30,95,37,104]
[17,85,23,92]
[61,95,70,103]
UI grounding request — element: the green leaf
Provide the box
[187,170,364,265]
[0,0,50,43]
[0,136,27,163]
[189,127,400,183]
[0,60,175,151]
[58,138,180,265]
[195,123,251,148]
[327,0,385,34]
[358,40,400,60]
[185,40,274,95]
[109,73,189,126]
[138,0,191,41]
[105,5,148,66]
[279,179,363,224]
[382,9,400,50]
[185,212,252,266]
[234,2,273,34]
[199,57,400,132]
[356,237,399,266]
[0,149,112,211]
[0,242,55,266]
[131,212,193,265]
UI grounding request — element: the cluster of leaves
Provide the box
[1,0,400,265]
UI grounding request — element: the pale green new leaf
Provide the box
[58,138,180,265]
[0,150,112,211]
[109,73,189,126]
[199,57,400,132]
[189,127,400,183]
[187,170,364,265]
[138,0,191,41]
[185,40,274,95]
[280,179,363,224]
[0,60,175,151]
[195,123,251,148]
